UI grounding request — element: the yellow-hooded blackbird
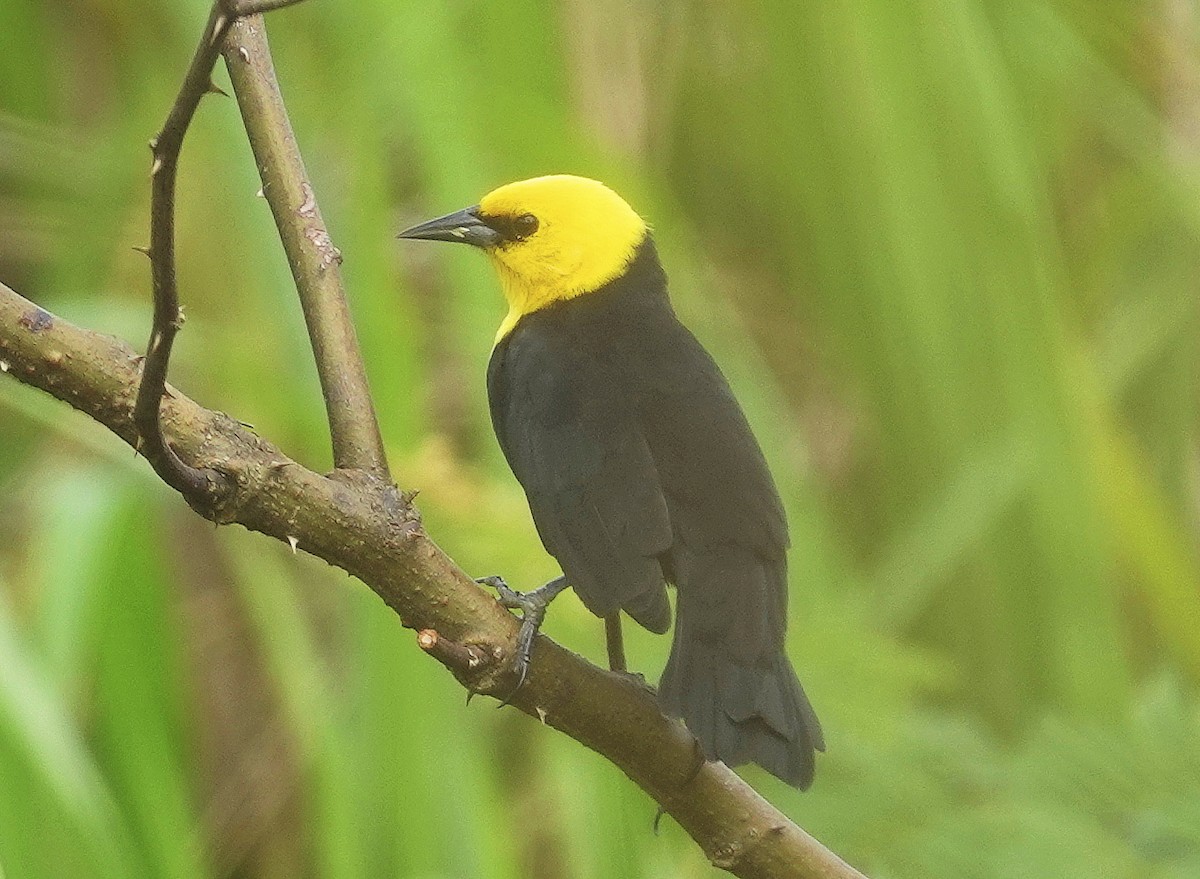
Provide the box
[398,175,824,788]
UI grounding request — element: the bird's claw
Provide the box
[476,574,526,611]
[474,574,568,706]
[474,574,508,592]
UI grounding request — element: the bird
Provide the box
[398,174,824,788]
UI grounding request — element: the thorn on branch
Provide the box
[132,245,152,258]
[653,807,667,836]
[205,79,229,97]
[210,14,229,45]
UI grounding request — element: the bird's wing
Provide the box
[488,325,673,632]
[635,322,789,560]
[634,324,820,785]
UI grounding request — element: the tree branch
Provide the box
[0,280,866,879]
[221,14,389,475]
[136,1,238,504]
[137,0,387,510]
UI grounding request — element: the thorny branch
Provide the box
[136,0,387,516]
[0,4,870,878]
[135,0,238,505]
[0,281,867,879]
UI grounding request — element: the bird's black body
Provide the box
[487,237,824,787]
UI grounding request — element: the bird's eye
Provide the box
[512,213,539,240]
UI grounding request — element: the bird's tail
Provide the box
[657,548,824,788]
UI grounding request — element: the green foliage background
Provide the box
[2,1,1199,877]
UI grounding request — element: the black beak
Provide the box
[396,205,502,248]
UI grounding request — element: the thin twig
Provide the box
[0,280,869,879]
[134,1,236,503]
[417,629,491,675]
[221,16,390,476]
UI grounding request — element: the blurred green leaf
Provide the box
[0,584,138,879]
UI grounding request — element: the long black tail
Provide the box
[657,547,824,788]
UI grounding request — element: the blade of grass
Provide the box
[0,584,139,879]
[91,490,208,879]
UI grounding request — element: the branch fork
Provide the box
[135,0,388,521]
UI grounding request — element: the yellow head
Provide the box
[398,175,648,341]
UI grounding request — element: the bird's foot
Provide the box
[474,575,568,705]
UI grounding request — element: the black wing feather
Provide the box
[488,325,672,631]
[634,322,789,559]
